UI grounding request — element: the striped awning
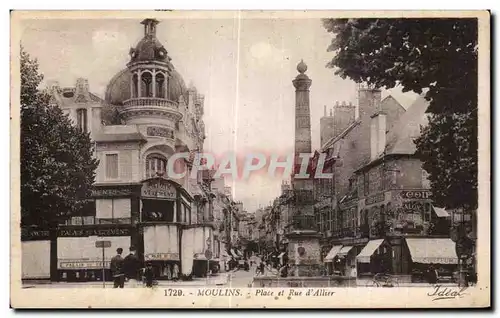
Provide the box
[324,245,342,263]
[337,246,354,257]
[356,239,384,263]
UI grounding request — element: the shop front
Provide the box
[405,237,458,283]
[323,245,342,275]
[356,239,392,277]
[142,224,180,280]
[360,189,437,275]
[139,177,193,279]
[21,228,51,280]
[56,226,132,282]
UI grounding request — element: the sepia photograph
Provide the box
[10,10,490,308]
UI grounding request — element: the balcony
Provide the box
[123,97,179,109]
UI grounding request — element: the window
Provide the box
[141,72,153,97]
[82,216,95,225]
[96,198,131,224]
[76,108,88,133]
[364,173,370,195]
[132,73,139,98]
[156,73,165,98]
[146,154,168,178]
[105,154,119,179]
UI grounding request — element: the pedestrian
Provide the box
[123,247,141,288]
[172,263,179,281]
[144,262,154,288]
[110,247,125,288]
[259,261,265,276]
[426,264,438,284]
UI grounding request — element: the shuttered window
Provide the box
[105,154,119,179]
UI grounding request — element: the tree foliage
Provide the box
[323,18,478,210]
[20,47,99,227]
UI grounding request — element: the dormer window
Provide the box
[76,108,88,133]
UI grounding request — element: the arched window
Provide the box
[141,72,153,98]
[146,153,168,178]
[132,73,139,98]
[156,73,165,98]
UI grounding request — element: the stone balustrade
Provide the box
[123,97,178,109]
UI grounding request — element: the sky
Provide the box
[20,16,419,213]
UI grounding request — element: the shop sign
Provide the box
[402,201,426,213]
[144,253,180,261]
[92,187,133,197]
[399,190,431,200]
[365,192,385,206]
[21,228,50,240]
[58,260,110,269]
[142,179,177,199]
[58,227,130,237]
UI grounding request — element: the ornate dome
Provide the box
[104,67,188,106]
[128,19,170,64]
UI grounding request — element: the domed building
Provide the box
[47,19,218,282]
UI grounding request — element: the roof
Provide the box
[385,95,430,155]
[321,119,361,152]
[94,132,147,142]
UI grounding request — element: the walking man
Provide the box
[110,247,125,288]
[123,246,142,288]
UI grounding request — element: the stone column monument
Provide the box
[286,60,322,277]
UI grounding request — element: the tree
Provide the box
[20,47,99,227]
[322,18,478,211]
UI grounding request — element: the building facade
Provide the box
[315,87,457,282]
[22,19,219,282]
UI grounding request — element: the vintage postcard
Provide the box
[10,10,490,308]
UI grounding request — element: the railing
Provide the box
[123,97,179,109]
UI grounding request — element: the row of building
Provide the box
[247,85,476,281]
[21,19,246,282]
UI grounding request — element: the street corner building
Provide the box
[21,19,241,283]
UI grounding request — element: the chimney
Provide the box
[358,86,382,120]
[370,111,387,161]
[75,78,90,97]
[333,100,356,138]
[320,104,335,148]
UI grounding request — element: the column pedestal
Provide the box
[286,230,322,277]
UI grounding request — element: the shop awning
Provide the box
[337,246,354,257]
[324,245,342,263]
[356,239,384,263]
[406,238,458,265]
[433,206,450,218]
